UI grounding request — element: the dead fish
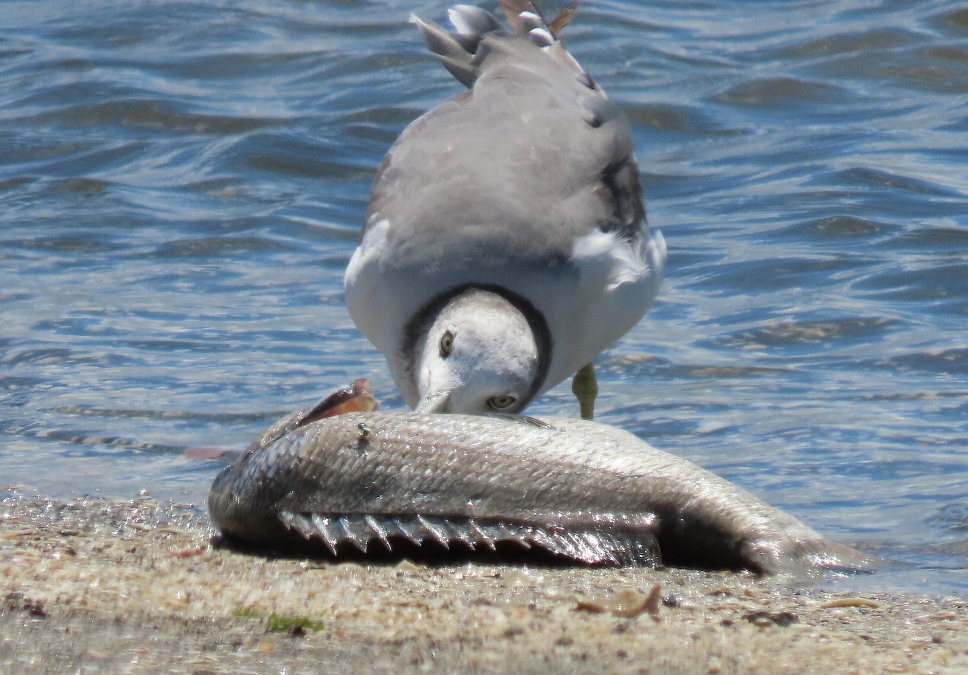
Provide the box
[209,404,872,575]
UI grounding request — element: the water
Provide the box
[1,0,966,593]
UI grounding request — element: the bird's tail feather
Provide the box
[411,2,579,88]
[500,0,578,40]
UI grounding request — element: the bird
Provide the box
[344,0,666,418]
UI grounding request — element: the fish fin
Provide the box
[310,514,340,555]
[248,380,378,451]
[447,518,481,549]
[529,526,579,558]
[279,510,316,541]
[387,515,425,546]
[466,518,497,550]
[365,514,392,551]
[297,379,378,428]
[337,516,371,553]
[278,513,660,566]
[416,515,452,549]
[520,526,661,566]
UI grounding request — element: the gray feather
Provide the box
[410,14,479,88]
[366,9,642,270]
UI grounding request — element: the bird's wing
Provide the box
[364,4,645,273]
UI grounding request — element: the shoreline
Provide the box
[2,490,966,674]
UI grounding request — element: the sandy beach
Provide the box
[1,490,965,674]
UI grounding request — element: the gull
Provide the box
[344,0,666,418]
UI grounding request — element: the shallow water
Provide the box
[1,0,966,594]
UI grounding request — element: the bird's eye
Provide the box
[487,395,516,410]
[439,330,454,357]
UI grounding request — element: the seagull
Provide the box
[344,0,666,418]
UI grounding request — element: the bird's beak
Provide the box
[415,390,451,413]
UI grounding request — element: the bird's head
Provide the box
[409,287,550,415]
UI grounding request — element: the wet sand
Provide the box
[2,490,966,674]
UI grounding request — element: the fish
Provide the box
[209,391,872,575]
[185,379,379,460]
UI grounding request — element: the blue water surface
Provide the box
[1,0,967,593]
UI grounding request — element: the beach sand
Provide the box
[2,490,965,674]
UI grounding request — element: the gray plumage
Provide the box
[369,6,643,270]
[344,2,666,411]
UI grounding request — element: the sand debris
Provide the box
[575,584,663,619]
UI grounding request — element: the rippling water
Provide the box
[2,0,966,593]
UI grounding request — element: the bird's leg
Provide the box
[571,362,598,420]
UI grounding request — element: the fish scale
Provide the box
[209,410,874,575]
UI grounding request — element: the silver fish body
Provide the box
[209,412,870,575]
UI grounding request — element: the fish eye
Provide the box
[439,330,454,357]
[487,395,516,410]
